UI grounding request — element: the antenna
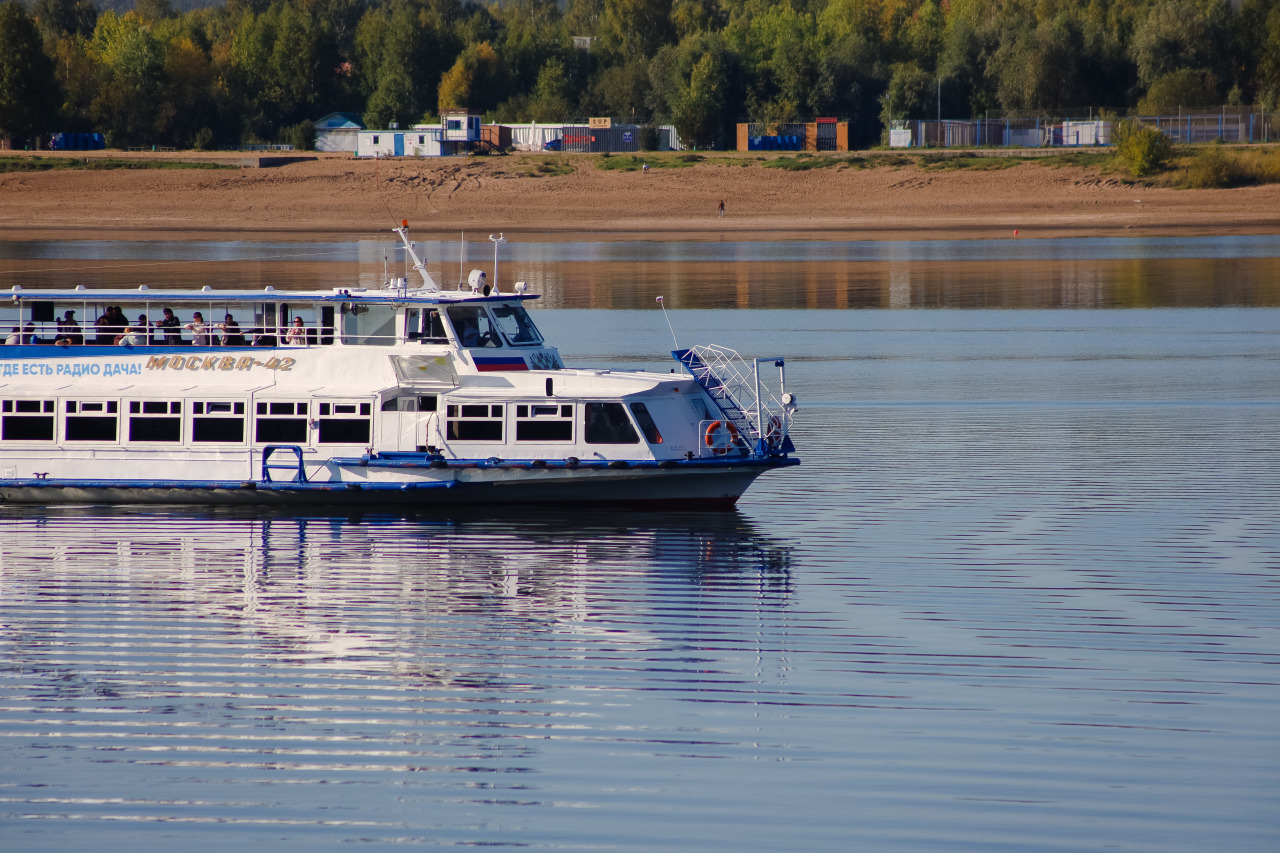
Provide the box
[656,295,678,349]
[488,233,506,294]
[459,231,465,288]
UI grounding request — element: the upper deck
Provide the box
[3,283,551,355]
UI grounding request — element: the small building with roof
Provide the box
[314,112,364,153]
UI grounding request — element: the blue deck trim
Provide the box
[0,478,456,492]
[329,454,799,470]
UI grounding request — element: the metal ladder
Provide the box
[674,346,791,458]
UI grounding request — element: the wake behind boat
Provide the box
[0,225,798,507]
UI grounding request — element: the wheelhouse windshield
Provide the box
[490,303,542,346]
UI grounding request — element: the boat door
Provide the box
[378,395,439,452]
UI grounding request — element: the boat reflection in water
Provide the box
[3,506,794,680]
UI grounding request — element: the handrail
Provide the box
[675,345,792,457]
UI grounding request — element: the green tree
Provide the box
[355,0,459,129]
[879,60,932,124]
[603,0,674,60]
[437,40,502,113]
[672,50,726,146]
[527,57,573,120]
[650,33,735,146]
[582,57,650,118]
[0,0,59,142]
[1131,0,1230,86]
[32,0,97,39]
[1138,67,1221,112]
[88,10,165,145]
[1232,0,1280,109]
[1113,118,1172,177]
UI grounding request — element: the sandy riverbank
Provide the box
[2,150,1279,241]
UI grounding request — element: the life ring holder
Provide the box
[765,415,783,445]
[703,420,739,455]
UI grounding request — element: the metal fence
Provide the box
[890,109,1276,149]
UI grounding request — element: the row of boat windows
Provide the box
[0,399,667,446]
[0,398,372,445]
[442,401,662,445]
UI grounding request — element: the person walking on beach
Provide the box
[718,200,725,218]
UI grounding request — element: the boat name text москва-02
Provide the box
[0,226,797,507]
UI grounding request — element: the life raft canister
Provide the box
[704,420,739,454]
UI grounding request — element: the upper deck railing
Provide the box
[2,292,546,352]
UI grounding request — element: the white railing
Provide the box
[680,345,792,455]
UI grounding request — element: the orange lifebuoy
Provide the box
[765,415,783,444]
[704,420,739,454]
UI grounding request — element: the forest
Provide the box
[1,0,1278,151]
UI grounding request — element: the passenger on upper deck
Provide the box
[4,326,19,346]
[284,316,307,346]
[93,312,109,345]
[185,312,210,346]
[220,314,245,346]
[56,310,83,346]
[156,308,181,345]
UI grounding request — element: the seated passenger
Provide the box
[4,326,19,345]
[116,326,141,347]
[252,326,277,347]
[56,310,83,346]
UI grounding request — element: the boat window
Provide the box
[128,400,181,443]
[316,399,372,444]
[629,402,663,444]
[584,402,640,444]
[445,402,504,441]
[341,303,396,346]
[445,305,502,348]
[689,396,713,422]
[192,399,245,443]
[1,399,55,441]
[515,402,573,442]
[490,303,542,346]
[407,308,449,344]
[64,399,119,442]
[254,400,309,444]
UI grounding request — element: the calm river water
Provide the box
[1,236,1278,851]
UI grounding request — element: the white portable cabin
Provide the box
[356,129,444,158]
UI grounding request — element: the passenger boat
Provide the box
[0,226,798,507]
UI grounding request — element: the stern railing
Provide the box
[674,346,794,457]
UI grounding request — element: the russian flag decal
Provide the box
[473,356,528,372]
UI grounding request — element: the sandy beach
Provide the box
[2,150,1279,241]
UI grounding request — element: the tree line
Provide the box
[1,0,1278,151]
